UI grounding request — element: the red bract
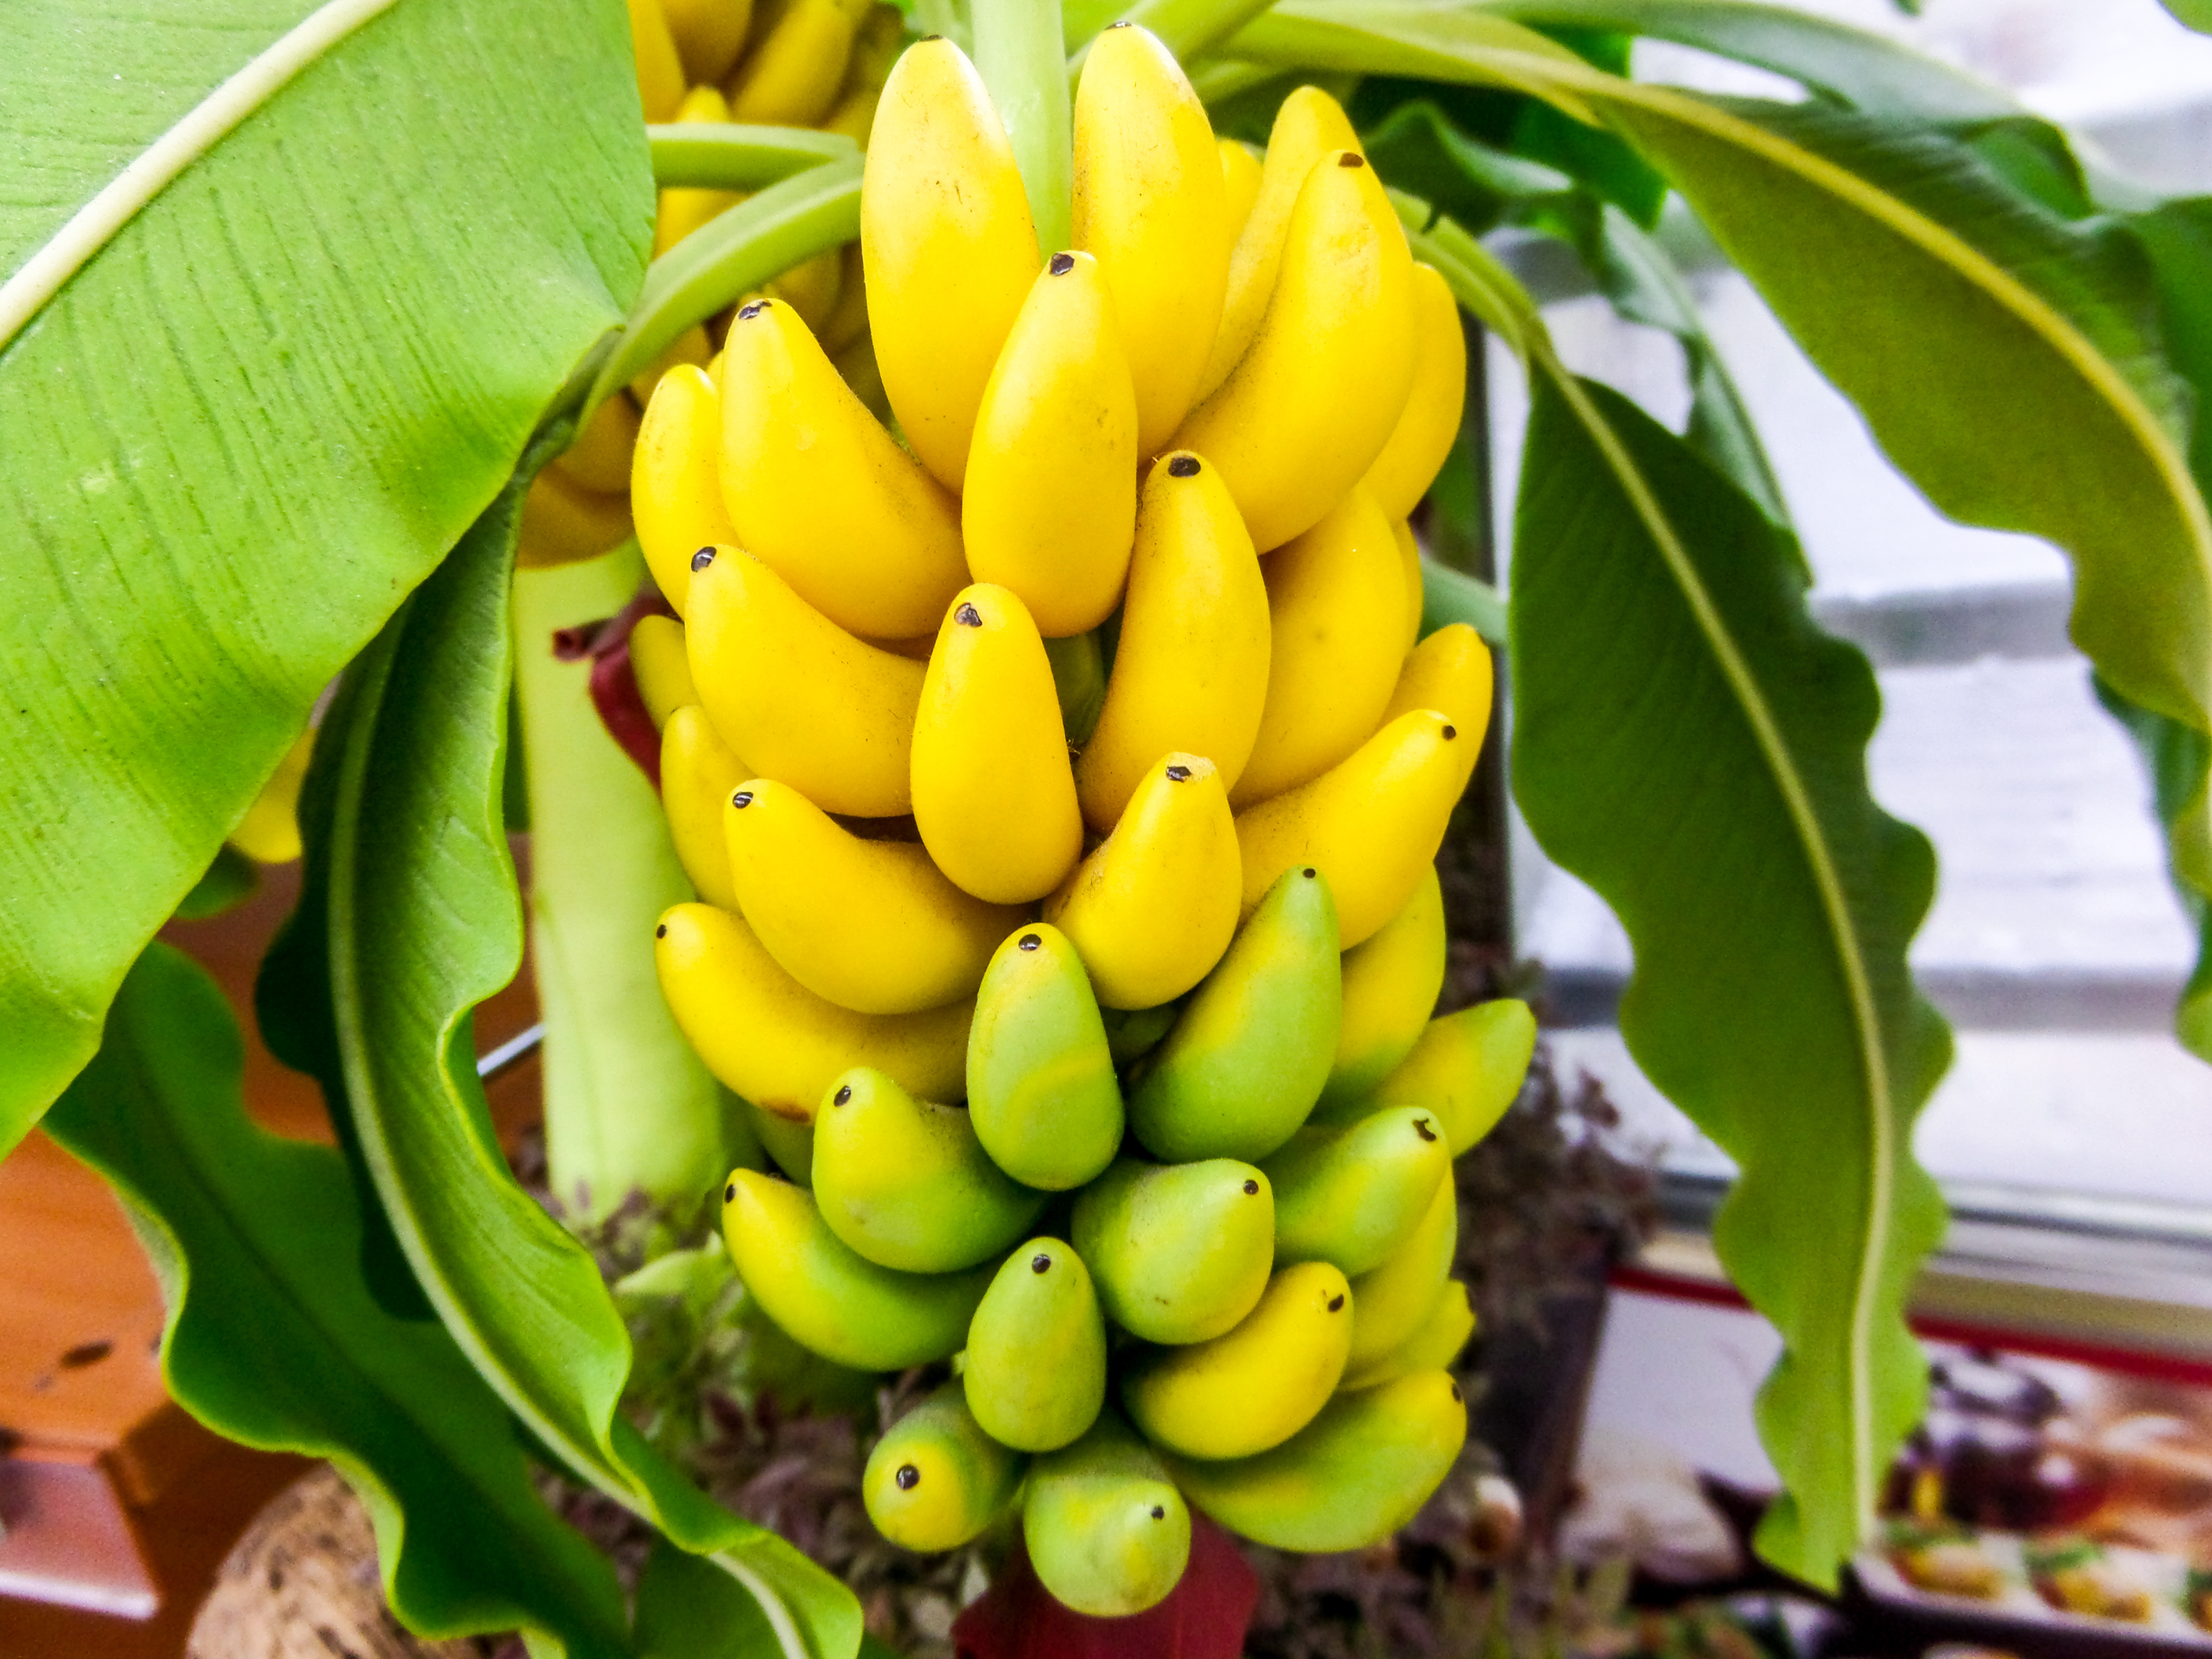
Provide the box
[950,1513,1257,1659]
[556,585,675,788]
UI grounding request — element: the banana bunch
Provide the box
[519,0,902,569]
[636,31,1539,1617]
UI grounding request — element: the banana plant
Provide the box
[8,0,2212,1654]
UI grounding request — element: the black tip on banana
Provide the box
[1166,454,1201,477]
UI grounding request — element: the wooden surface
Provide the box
[0,859,540,1657]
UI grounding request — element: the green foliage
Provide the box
[45,945,634,1658]
[174,846,262,922]
[0,0,651,1151]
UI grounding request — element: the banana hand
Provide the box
[1380,623,1494,757]
[964,1238,1109,1453]
[864,1379,1026,1552]
[1263,1107,1450,1278]
[1023,1411,1191,1619]
[633,365,740,615]
[967,924,1125,1192]
[660,707,746,910]
[1343,1171,1456,1374]
[628,614,697,730]
[1362,264,1469,519]
[726,0,868,126]
[1071,1157,1273,1345]
[1319,865,1445,1112]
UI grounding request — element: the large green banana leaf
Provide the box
[0,0,652,1153]
[44,944,636,1659]
[256,466,862,1659]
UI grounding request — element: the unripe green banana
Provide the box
[1338,1278,1474,1392]
[1071,1157,1272,1344]
[1071,23,1232,454]
[628,614,696,730]
[812,1068,1046,1272]
[660,706,746,911]
[862,37,1040,490]
[864,1379,1026,1552]
[746,1099,815,1185]
[719,1169,994,1369]
[1127,865,1341,1162]
[1236,709,1469,949]
[1361,1001,1536,1155]
[1023,1410,1191,1619]
[1121,1261,1351,1461]
[963,250,1139,638]
[684,544,923,819]
[966,924,1124,1191]
[1074,450,1268,833]
[1045,752,1241,1009]
[1163,1369,1467,1552]
[1229,484,1407,807]
[1316,866,1444,1114]
[964,1238,1108,1452]
[1362,264,1469,519]
[910,584,1086,905]
[1343,1171,1456,1374]
[633,364,739,615]
[1172,149,1416,552]
[1379,622,1494,750]
[724,778,1021,1015]
[718,296,968,640]
[1262,1107,1450,1277]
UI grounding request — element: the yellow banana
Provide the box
[1230,485,1407,806]
[1218,137,1263,244]
[910,585,1084,904]
[962,251,1138,637]
[761,246,844,334]
[1121,1261,1352,1461]
[629,321,713,407]
[823,3,903,144]
[1075,450,1268,832]
[1381,622,1494,769]
[550,386,643,495]
[517,464,632,569]
[1173,150,1417,552]
[718,297,968,640]
[1071,24,1231,455]
[229,726,313,864]
[629,614,697,729]
[661,706,747,909]
[725,0,867,125]
[723,778,1022,1014]
[1362,264,1467,519]
[1044,752,1241,1009]
[655,86,744,256]
[1235,709,1469,948]
[662,0,753,85]
[864,1380,1026,1551]
[655,902,970,1116]
[628,0,688,121]
[862,38,1040,489]
[684,545,924,818]
[633,364,740,615]
[1193,87,1359,402]
[1163,1370,1466,1552]
[818,242,869,353]
[1390,518,1423,658]
[1363,1001,1537,1155]
[1343,1172,1455,1374]
[1339,1279,1474,1391]
[1317,865,1444,1112]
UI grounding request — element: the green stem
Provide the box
[647,123,858,189]
[974,0,1074,256]
[1072,0,1277,71]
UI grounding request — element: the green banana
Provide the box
[1339,1278,1475,1392]
[1343,1169,1456,1375]
[1071,1157,1273,1345]
[966,925,1124,1192]
[719,1169,994,1370]
[1316,865,1444,1113]
[1126,864,1341,1162]
[1347,1001,1537,1154]
[1121,1260,1351,1461]
[1023,1410,1192,1618]
[863,1380,1026,1552]
[1262,1106,1451,1278]
[746,1099,814,1185]
[1163,1370,1467,1552]
[811,1068,1047,1272]
[963,1238,1108,1453]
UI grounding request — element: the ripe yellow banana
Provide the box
[910,584,1084,904]
[655,86,744,256]
[1390,518,1424,658]
[862,38,1040,490]
[661,0,753,85]
[1343,1172,1456,1374]
[655,902,969,1115]
[684,545,924,818]
[1121,1261,1352,1461]
[818,243,870,354]
[1381,623,1494,772]
[1163,1369,1467,1552]
[723,778,1022,1014]
[962,251,1138,637]
[628,0,688,121]
[1173,150,1417,552]
[1071,24,1231,455]
[761,246,844,335]
[1236,709,1468,948]
[1338,1279,1474,1392]
[550,386,642,496]
[1045,752,1241,1009]
[718,296,968,640]
[1230,485,1407,806]
[822,3,903,144]
[864,1380,1026,1551]
[1318,864,1445,1112]
[1075,451,1268,833]
[1362,264,1467,519]
[633,365,740,615]
[517,464,632,569]
[628,615,696,729]
[661,706,747,910]
[726,0,867,125]
[1218,137,1262,244]
[1193,87,1359,403]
